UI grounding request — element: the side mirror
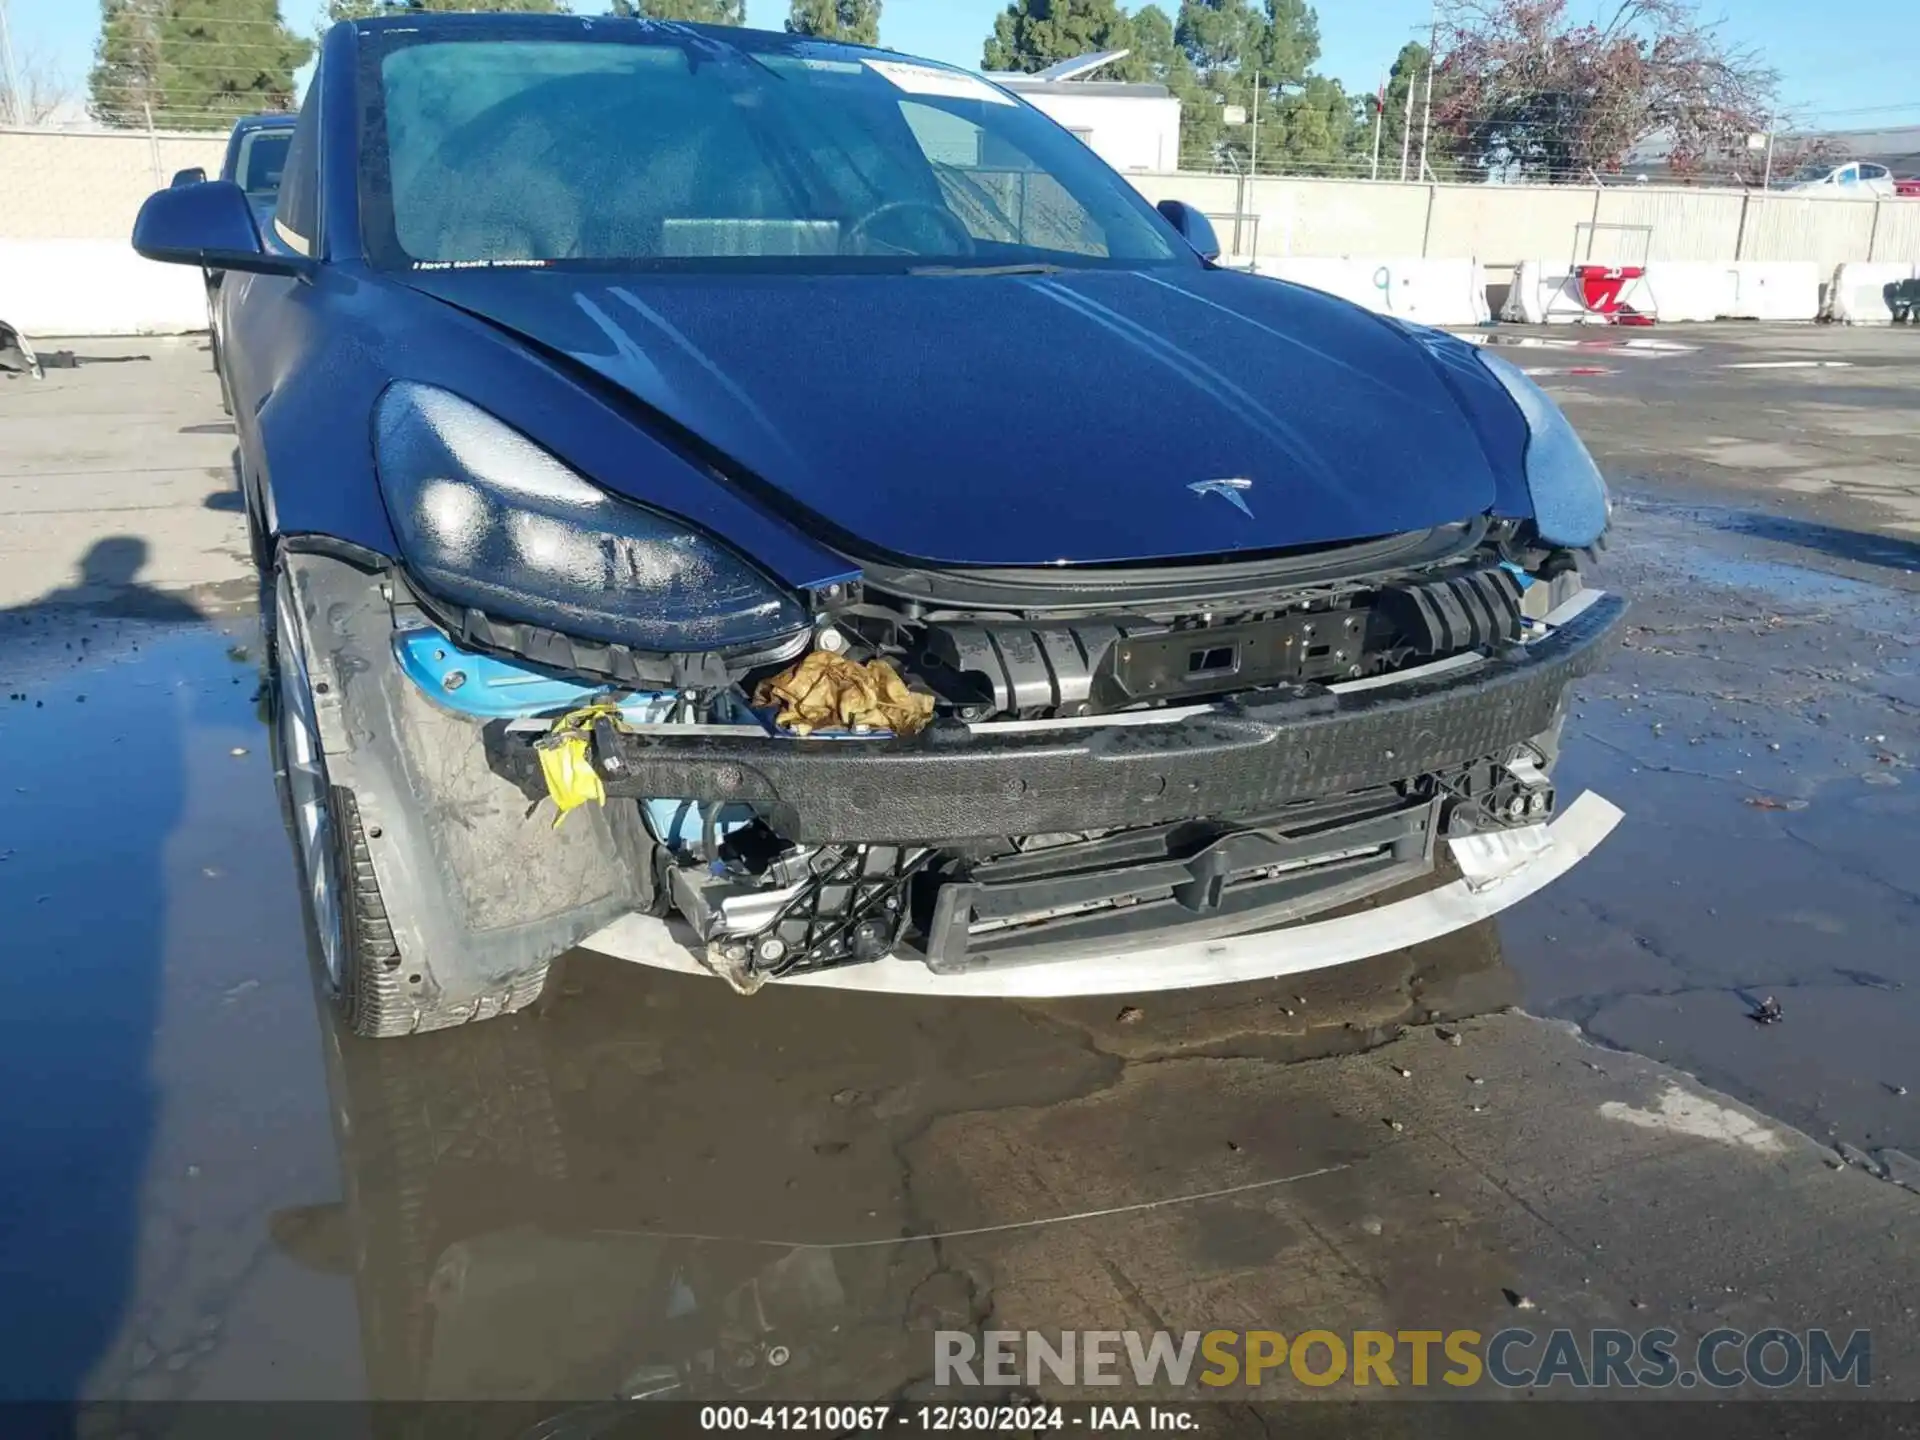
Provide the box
[133,178,313,278]
[170,166,208,189]
[1156,199,1222,262]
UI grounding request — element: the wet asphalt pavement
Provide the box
[1,328,1918,1416]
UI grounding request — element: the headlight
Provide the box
[374,382,807,653]
[1477,352,1612,549]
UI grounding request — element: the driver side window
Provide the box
[272,94,321,257]
[897,101,1106,257]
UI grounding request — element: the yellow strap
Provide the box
[536,734,606,828]
[533,700,626,827]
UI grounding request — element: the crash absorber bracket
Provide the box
[681,845,934,992]
[704,936,772,997]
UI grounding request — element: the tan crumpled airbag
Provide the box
[752,651,935,737]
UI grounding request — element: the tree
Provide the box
[1252,0,1317,80]
[1264,72,1360,176]
[1433,0,1777,181]
[1170,0,1358,175]
[982,0,1144,79]
[327,0,564,18]
[1175,0,1265,73]
[3,45,78,125]
[89,0,164,127]
[786,0,881,45]
[1128,5,1192,90]
[608,0,748,19]
[90,0,309,130]
[157,0,309,126]
[1371,41,1437,180]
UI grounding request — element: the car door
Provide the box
[223,93,325,537]
[1861,163,1894,197]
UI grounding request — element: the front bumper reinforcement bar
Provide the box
[491,593,1627,845]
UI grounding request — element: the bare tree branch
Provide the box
[1,45,77,126]
[1434,0,1778,181]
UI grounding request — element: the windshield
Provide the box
[1792,163,1837,183]
[357,26,1187,274]
[236,130,292,198]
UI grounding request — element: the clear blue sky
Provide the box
[11,0,1918,127]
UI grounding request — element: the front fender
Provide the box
[284,550,655,1000]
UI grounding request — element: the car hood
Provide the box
[402,266,1510,568]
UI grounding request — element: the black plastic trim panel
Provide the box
[918,794,1440,973]
[863,521,1488,614]
[403,571,811,690]
[1375,565,1524,655]
[491,593,1626,844]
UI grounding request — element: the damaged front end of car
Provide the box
[286,357,1623,1010]
[459,524,1617,994]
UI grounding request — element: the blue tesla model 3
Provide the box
[134,12,1623,1036]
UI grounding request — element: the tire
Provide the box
[308,981,569,1400]
[209,318,233,416]
[269,561,548,1038]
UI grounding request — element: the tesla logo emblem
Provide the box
[1189,477,1255,518]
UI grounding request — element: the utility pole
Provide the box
[0,0,27,128]
[1248,68,1261,179]
[1416,0,1437,180]
[1398,67,1415,180]
[1762,113,1777,191]
[1417,69,1434,179]
[1370,73,1385,181]
[144,101,162,186]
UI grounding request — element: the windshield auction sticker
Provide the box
[861,59,1015,106]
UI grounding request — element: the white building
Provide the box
[986,52,1182,174]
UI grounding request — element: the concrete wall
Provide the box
[1130,169,1920,270]
[1593,187,1746,262]
[0,128,227,241]
[11,126,1919,269]
[1870,201,1920,262]
[4,127,1920,335]
[1739,195,1879,278]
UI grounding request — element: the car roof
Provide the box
[231,112,298,134]
[346,10,894,62]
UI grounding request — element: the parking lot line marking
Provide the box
[1721,361,1854,369]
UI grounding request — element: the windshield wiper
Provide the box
[906,262,1070,277]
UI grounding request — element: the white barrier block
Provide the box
[1503,259,1822,325]
[1717,262,1821,321]
[1639,263,1734,323]
[1829,262,1920,323]
[0,240,210,338]
[1255,256,1490,327]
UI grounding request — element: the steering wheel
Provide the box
[845,200,976,257]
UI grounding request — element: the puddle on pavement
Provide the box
[0,610,356,1402]
[0,602,1521,1402]
[1498,496,1920,1166]
[278,914,1513,1403]
[3,505,1917,1402]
